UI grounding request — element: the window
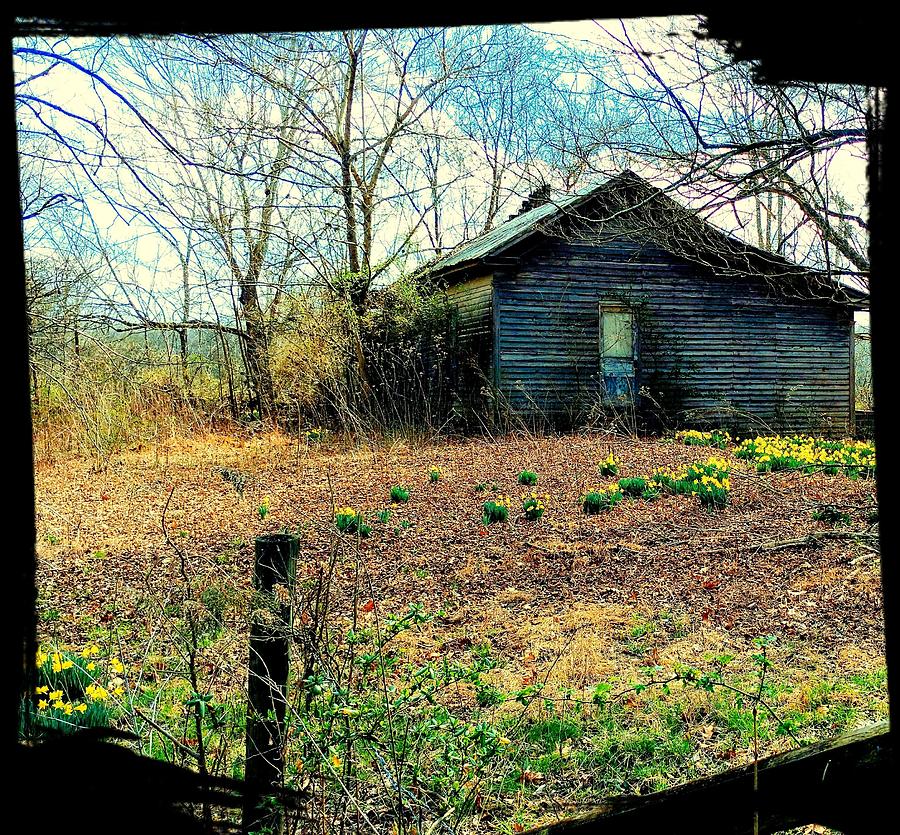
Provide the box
[600,306,634,359]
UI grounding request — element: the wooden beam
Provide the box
[526,722,893,835]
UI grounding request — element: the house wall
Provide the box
[446,274,494,417]
[492,237,855,434]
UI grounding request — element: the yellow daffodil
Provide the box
[86,683,109,701]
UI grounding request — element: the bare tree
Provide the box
[568,17,870,290]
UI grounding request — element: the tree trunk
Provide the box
[180,246,191,395]
[240,291,275,419]
[178,328,189,396]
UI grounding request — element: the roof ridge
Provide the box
[425,171,866,307]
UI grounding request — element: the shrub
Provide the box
[517,470,538,486]
[475,685,505,707]
[291,603,521,828]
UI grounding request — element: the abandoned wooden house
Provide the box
[427,171,868,435]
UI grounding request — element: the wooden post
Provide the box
[243,534,298,835]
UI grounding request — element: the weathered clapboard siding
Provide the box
[493,236,854,433]
[447,274,493,344]
[446,274,494,413]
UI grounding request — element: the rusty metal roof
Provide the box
[426,185,600,274]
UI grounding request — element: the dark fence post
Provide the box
[243,533,298,835]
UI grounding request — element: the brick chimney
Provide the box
[509,184,552,220]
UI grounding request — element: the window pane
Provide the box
[602,310,633,358]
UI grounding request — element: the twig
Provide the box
[760,529,878,552]
[133,707,203,762]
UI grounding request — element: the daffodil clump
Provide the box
[812,504,851,526]
[517,470,538,486]
[692,471,731,509]
[735,435,875,478]
[652,457,731,509]
[428,465,445,483]
[26,645,127,735]
[334,506,371,537]
[390,485,411,503]
[306,426,326,443]
[617,476,658,500]
[676,428,731,449]
[581,485,624,514]
[521,492,550,521]
[598,452,619,477]
[482,495,512,525]
[651,466,695,495]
